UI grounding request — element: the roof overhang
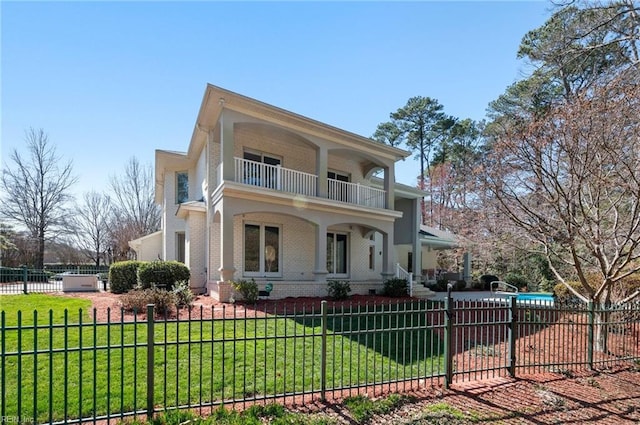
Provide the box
[154,150,191,203]
[128,230,163,250]
[189,84,412,164]
[370,176,427,200]
[175,200,206,219]
[420,224,458,250]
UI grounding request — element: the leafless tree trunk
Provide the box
[73,191,112,267]
[0,128,77,269]
[109,157,160,260]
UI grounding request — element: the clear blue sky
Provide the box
[2,1,552,198]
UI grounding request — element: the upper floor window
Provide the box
[176,171,189,204]
[328,170,350,182]
[244,150,281,166]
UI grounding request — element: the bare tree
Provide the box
[73,191,112,267]
[486,74,640,311]
[109,157,160,260]
[0,222,19,267]
[0,128,77,268]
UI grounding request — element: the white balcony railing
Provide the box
[234,157,317,197]
[233,157,386,209]
[328,179,386,208]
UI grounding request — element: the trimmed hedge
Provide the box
[109,260,191,294]
[109,261,143,294]
[138,260,190,291]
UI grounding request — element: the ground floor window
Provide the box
[176,232,185,263]
[327,232,348,276]
[244,223,281,276]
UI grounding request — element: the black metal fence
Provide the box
[0,266,109,294]
[0,292,638,424]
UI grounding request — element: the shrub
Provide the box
[471,279,485,290]
[327,280,351,300]
[454,280,467,291]
[480,274,500,291]
[173,280,194,308]
[383,278,408,297]
[553,281,586,305]
[504,273,530,291]
[109,261,143,294]
[554,274,640,305]
[138,260,190,291]
[231,279,258,304]
[120,287,176,316]
[428,279,448,292]
[539,277,556,293]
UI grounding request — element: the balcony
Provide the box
[233,157,386,209]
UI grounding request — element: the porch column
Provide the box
[381,230,395,281]
[219,107,235,182]
[316,146,328,198]
[412,197,422,280]
[313,222,328,282]
[383,164,395,210]
[218,204,236,281]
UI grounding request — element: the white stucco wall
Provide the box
[131,231,163,262]
[162,170,185,261]
[234,124,317,175]
[195,147,207,201]
[185,211,206,292]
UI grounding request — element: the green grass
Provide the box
[419,402,480,422]
[343,393,411,423]
[0,294,92,324]
[119,404,337,425]
[0,295,445,423]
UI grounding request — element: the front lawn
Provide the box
[0,294,444,423]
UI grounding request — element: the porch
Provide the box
[208,279,387,302]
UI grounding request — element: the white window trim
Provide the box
[243,149,282,165]
[175,231,186,264]
[328,169,350,182]
[243,221,282,278]
[175,170,189,204]
[327,231,349,278]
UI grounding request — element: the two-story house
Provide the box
[129,84,457,301]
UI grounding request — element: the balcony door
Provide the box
[244,151,281,189]
[328,171,350,203]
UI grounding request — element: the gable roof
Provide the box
[188,84,411,164]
